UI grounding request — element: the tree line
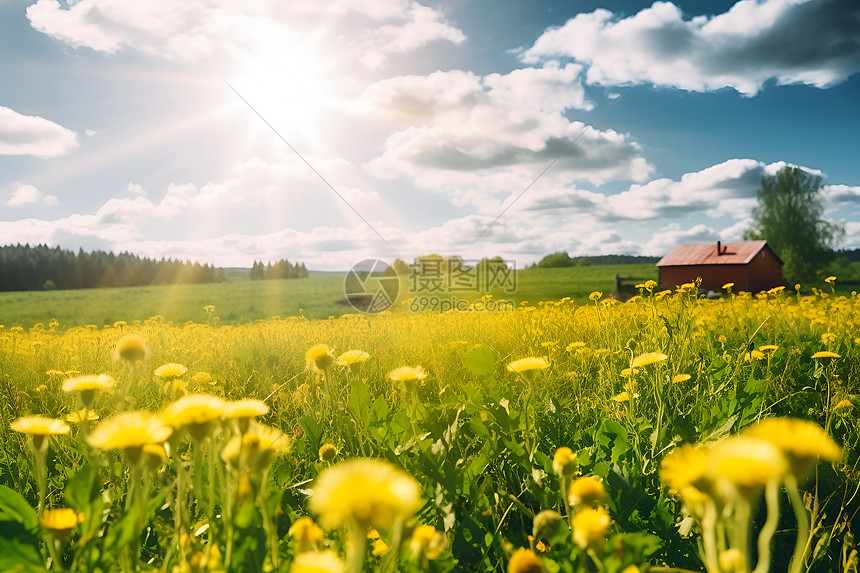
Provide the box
[0,244,227,291]
[249,259,309,280]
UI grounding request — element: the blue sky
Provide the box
[1,0,858,270]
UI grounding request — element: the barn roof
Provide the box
[656,240,783,267]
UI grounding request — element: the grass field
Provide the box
[1,283,858,573]
[0,264,658,328]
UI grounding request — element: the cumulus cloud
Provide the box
[522,0,860,96]
[0,106,78,157]
[361,65,651,203]
[7,184,59,207]
[26,0,464,68]
[644,223,720,255]
[520,158,821,222]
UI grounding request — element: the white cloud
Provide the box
[644,223,720,255]
[26,0,464,69]
[7,184,59,207]
[522,0,860,96]
[519,158,821,222]
[85,129,97,136]
[361,65,650,204]
[0,106,78,157]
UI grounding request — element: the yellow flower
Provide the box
[192,371,213,385]
[821,333,837,345]
[306,344,335,371]
[552,447,577,477]
[834,399,853,409]
[825,276,836,284]
[719,549,741,572]
[224,399,269,420]
[507,547,546,573]
[337,350,370,366]
[644,280,657,291]
[620,367,639,378]
[744,350,765,362]
[722,282,734,290]
[566,341,586,352]
[62,374,116,407]
[318,443,338,462]
[222,423,292,473]
[588,291,603,301]
[758,345,778,352]
[410,524,445,562]
[631,352,667,368]
[88,411,172,464]
[568,476,606,507]
[11,415,70,450]
[162,394,226,441]
[114,334,149,362]
[711,435,786,492]
[289,516,323,553]
[506,357,550,373]
[154,363,188,379]
[812,351,840,359]
[66,409,100,424]
[289,550,344,573]
[572,506,610,549]
[744,417,842,480]
[611,391,629,402]
[660,444,709,494]
[388,366,428,391]
[40,508,83,540]
[369,529,389,557]
[310,458,421,529]
[672,374,691,384]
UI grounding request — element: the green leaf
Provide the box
[64,463,99,512]
[0,535,44,573]
[0,485,37,530]
[465,345,497,378]
[298,416,324,454]
[348,378,371,428]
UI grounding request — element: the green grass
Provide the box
[0,265,661,328]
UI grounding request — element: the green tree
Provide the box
[744,166,843,282]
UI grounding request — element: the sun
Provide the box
[231,30,332,144]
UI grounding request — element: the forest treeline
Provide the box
[249,259,309,280]
[0,244,225,291]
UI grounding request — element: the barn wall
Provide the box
[659,264,751,291]
[746,247,784,292]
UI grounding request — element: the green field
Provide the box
[0,265,658,328]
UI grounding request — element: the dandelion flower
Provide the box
[40,508,83,541]
[11,415,70,451]
[88,411,172,464]
[758,345,778,352]
[660,444,709,495]
[834,399,853,409]
[508,547,545,573]
[744,417,842,480]
[568,476,606,507]
[289,550,344,573]
[289,516,323,553]
[306,344,335,371]
[337,350,369,366]
[389,365,427,382]
[224,399,269,433]
[811,351,840,359]
[572,506,610,549]
[565,342,586,352]
[410,524,445,563]
[154,363,188,379]
[722,282,734,290]
[318,443,338,463]
[192,372,213,385]
[711,436,786,493]
[825,276,836,284]
[66,409,99,424]
[114,334,149,362]
[611,391,629,402]
[162,394,226,441]
[506,357,549,373]
[310,458,421,530]
[631,352,667,368]
[221,423,291,473]
[552,447,577,477]
[672,374,691,384]
[62,374,115,407]
[588,291,602,301]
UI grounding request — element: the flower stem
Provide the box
[752,480,780,573]
[786,475,810,573]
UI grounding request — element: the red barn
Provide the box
[657,240,783,293]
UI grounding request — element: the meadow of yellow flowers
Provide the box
[0,282,858,573]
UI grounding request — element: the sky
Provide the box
[1,0,859,271]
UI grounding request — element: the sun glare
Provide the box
[232,34,332,145]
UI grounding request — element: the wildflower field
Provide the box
[1,283,859,573]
